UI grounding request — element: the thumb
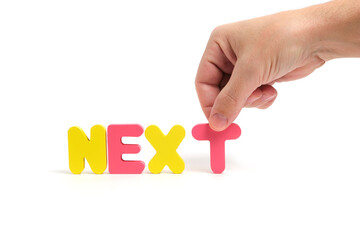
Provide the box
[209,63,259,131]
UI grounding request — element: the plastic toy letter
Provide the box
[192,123,241,174]
[107,124,145,174]
[68,125,107,174]
[145,125,185,174]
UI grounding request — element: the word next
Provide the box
[68,123,241,174]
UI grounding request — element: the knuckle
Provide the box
[210,25,226,40]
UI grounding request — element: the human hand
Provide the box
[195,8,327,131]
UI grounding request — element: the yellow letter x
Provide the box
[145,125,185,174]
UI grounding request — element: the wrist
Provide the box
[294,0,360,61]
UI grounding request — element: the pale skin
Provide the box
[195,0,360,131]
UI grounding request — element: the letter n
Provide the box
[68,125,107,174]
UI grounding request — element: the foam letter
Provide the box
[145,125,185,174]
[107,124,145,174]
[68,125,107,174]
[192,123,241,174]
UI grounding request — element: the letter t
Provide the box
[192,123,241,174]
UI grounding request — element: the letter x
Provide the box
[145,125,185,174]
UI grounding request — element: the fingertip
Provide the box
[209,113,229,131]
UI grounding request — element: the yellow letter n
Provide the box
[68,125,107,174]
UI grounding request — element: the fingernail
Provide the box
[263,95,276,102]
[210,113,228,131]
[246,95,262,106]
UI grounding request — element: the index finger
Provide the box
[195,39,234,119]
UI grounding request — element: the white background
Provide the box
[1,0,359,239]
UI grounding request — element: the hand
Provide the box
[195,9,326,131]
